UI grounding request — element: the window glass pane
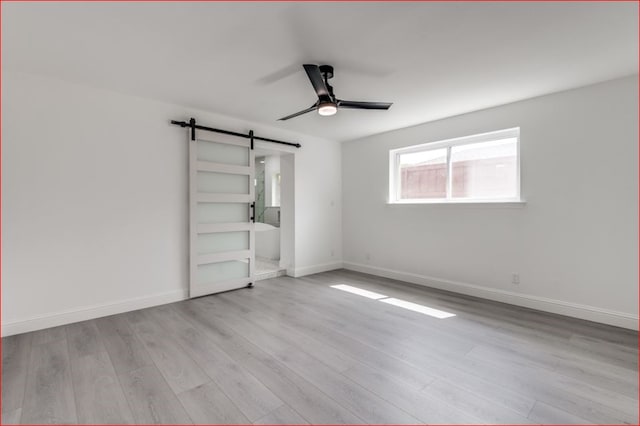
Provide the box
[197,260,249,284]
[197,231,249,255]
[197,171,249,194]
[399,148,447,199]
[197,203,249,224]
[197,140,249,166]
[451,138,517,199]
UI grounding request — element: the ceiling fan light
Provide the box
[318,102,337,116]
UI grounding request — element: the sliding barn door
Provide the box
[189,131,255,297]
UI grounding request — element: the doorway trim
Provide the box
[252,141,296,277]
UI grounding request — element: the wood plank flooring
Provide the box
[2,269,638,424]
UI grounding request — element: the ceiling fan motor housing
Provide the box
[277,64,392,121]
[319,65,334,80]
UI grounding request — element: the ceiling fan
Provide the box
[278,64,393,121]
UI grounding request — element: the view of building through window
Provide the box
[399,148,447,199]
[392,129,519,202]
[451,139,518,199]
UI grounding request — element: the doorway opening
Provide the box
[254,147,292,280]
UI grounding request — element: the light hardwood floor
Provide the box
[2,269,638,424]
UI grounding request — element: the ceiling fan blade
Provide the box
[278,104,317,121]
[303,64,330,98]
[337,100,393,110]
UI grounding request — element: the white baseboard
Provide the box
[343,262,638,330]
[2,289,189,337]
[291,261,343,278]
[6,263,635,335]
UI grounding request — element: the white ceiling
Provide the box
[2,2,637,142]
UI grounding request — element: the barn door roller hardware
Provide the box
[171,118,301,148]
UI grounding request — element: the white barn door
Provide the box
[189,130,255,297]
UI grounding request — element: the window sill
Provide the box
[387,200,526,208]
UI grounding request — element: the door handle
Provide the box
[250,202,255,223]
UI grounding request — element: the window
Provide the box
[389,128,520,203]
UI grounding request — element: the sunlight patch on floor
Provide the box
[330,284,388,299]
[331,284,456,319]
[380,297,456,319]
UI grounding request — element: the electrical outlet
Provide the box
[365,253,371,261]
[330,249,334,257]
[512,273,520,285]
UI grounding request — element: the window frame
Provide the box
[389,127,521,204]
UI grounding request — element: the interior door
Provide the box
[189,130,255,297]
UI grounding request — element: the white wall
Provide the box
[342,75,638,329]
[2,71,342,335]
